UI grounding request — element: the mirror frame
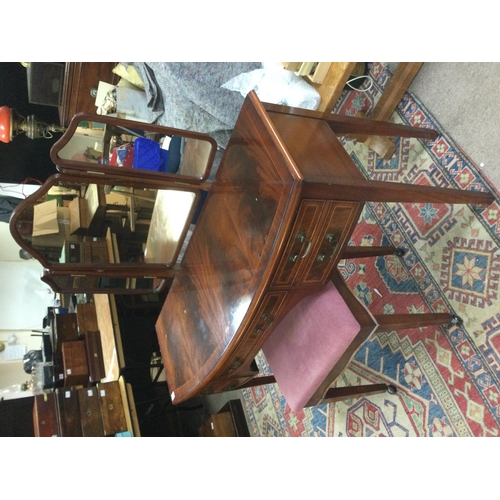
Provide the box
[9,171,201,293]
[50,112,217,184]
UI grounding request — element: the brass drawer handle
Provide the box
[317,246,339,262]
[289,239,312,262]
[325,233,338,245]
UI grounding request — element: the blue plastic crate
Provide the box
[133,138,169,172]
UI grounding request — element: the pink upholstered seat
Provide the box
[262,280,363,412]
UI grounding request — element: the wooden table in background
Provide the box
[93,294,141,436]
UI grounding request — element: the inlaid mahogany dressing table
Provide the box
[155,91,494,403]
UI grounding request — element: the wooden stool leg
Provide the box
[373,313,460,333]
[237,375,277,390]
[321,383,396,405]
[341,246,406,259]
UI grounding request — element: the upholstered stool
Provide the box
[254,266,460,413]
[262,280,366,412]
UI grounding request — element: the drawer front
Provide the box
[226,291,288,377]
[301,202,359,285]
[272,200,327,287]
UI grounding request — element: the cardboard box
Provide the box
[69,196,89,235]
[33,199,59,237]
[32,206,73,253]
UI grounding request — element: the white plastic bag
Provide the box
[222,62,321,110]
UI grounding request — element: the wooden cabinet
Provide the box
[59,62,119,127]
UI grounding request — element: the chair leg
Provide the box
[237,375,276,390]
[320,383,397,405]
[373,313,461,333]
[341,246,406,259]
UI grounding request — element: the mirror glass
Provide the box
[13,178,199,270]
[54,118,213,181]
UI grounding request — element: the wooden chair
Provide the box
[240,246,459,412]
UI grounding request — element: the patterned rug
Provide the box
[241,63,500,437]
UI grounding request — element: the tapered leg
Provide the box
[373,313,460,333]
[306,178,496,206]
[262,101,438,140]
[237,375,277,390]
[320,383,395,405]
[341,246,406,259]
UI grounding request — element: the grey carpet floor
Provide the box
[407,62,500,190]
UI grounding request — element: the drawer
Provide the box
[272,200,360,288]
[223,291,287,378]
[272,200,328,287]
[301,202,359,285]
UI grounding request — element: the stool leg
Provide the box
[321,383,396,405]
[341,246,406,259]
[373,313,461,333]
